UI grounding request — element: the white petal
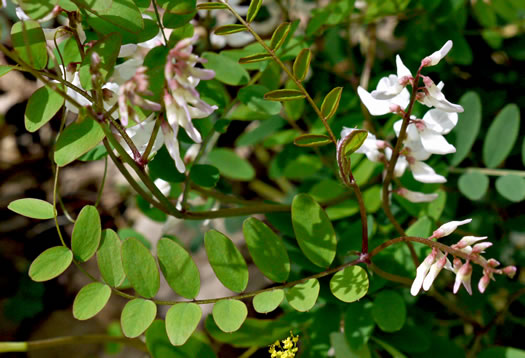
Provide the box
[357,86,393,116]
[396,55,412,78]
[391,87,411,109]
[162,123,186,173]
[113,58,143,84]
[410,161,447,183]
[371,75,404,100]
[399,189,439,203]
[422,109,458,134]
[118,44,137,57]
[419,129,456,155]
[394,155,408,177]
[425,40,453,66]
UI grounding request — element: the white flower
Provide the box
[385,147,446,184]
[121,113,164,158]
[160,120,186,173]
[422,40,453,67]
[357,83,410,116]
[420,79,464,113]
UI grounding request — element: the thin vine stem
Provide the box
[151,0,169,45]
[95,156,108,207]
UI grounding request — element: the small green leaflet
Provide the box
[8,198,55,219]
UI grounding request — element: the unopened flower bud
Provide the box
[453,261,473,295]
[430,218,472,239]
[487,258,500,268]
[502,266,517,279]
[389,104,402,113]
[472,242,493,254]
[478,273,491,293]
[423,254,447,291]
[454,236,487,249]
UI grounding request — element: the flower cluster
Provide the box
[268,332,299,358]
[162,36,218,172]
[411,219,517,296]
[341,41,464,203]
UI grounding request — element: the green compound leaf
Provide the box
[207,148,255,181]
[214,24,246,35]
[320,87,343,121]
[329,266,369,303]
[121,299,157,338]
[204,230,248,292]
[270,22,291,51]
[372,290,407,333]
[121,238,160,298]
[451,91,482,166]
[202,52,249,86]
[344,300,375,350]
[54,118,105,167]
[165,303,202,346]
[292,194,337,268]
[190,164,220,188]
[243,218,290,283]
[253,289,284,314]
[293,48,312,82]
[197,2,228,9]
[285,278,320,312]
[239,53,273,64]
[458,172,489,201]
[264,89,305,101]
[246,0,263,22]
[25,85,65,133]
[495,175,525,202]
[157,238,200,299]
[8,198,55,219]
[11,21,48,70]
[483,103,520,168]
[79,32,122,90]
[73,282,111,320]
[97,229,126,287]
[29,246,73,282]
[71,205,101,262]
[212,299,248,333]
[340,129,368,158]
[294,134,332,147]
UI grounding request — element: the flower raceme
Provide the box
[410,219,517,296]
[340,40,464,201]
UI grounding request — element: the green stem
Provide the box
[95,156,108,207]
[152,0,169,45]
[141,114,161,163]
[224,3,337,144]
[0,335,147,353]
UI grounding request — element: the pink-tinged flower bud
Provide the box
[487,258,500,268]
[421,40,453,67]
[453,257,462,272]
[422,253,448,291]
[502,266,517,279]
[453,262,473,295]
[399,76,411,86]
[472,242,493,254]
[454,236,488,249]
[478,273,491,293]
[410,248,437,296]
[430,218,472,239]
[389,104,402,113]
[397,188,439,203]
